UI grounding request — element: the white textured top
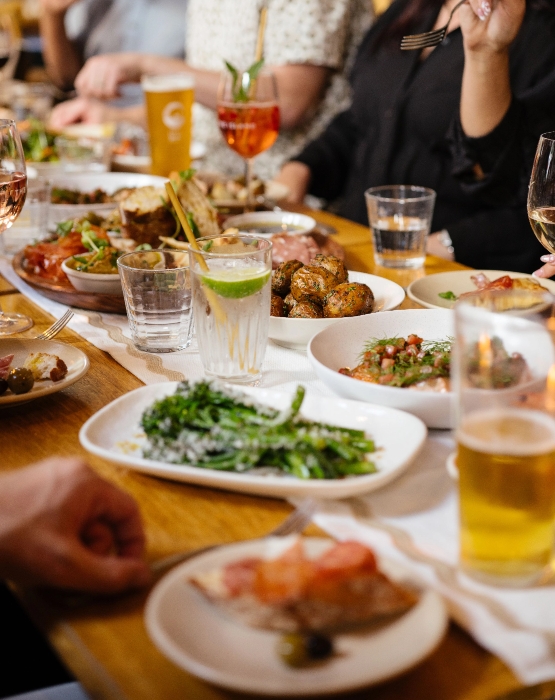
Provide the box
[186,0,373,180]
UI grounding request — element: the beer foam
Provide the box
[458,408,555,457]
[142,74,194,92]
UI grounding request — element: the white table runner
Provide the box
[4,253,555,685]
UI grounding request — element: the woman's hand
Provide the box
[426,232,456,261]
[273,162,311,204]
[460,0,525,53]
[533,254,555,279]
[75,54,143,99]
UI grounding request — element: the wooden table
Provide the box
[1,212,526,700]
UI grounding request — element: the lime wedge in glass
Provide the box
[200,267,271,299]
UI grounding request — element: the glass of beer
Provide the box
[142,74,194,176]
[453,289,555,586]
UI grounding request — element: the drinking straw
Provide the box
[164,181,226,324]
[255,3,268,63]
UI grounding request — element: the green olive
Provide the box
[7,367,34,395]
[0,378,7,395]
[277,632,334,667]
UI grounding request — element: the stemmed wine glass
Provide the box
[528,132,555,253]
[0,119,29,335]
[217,65,280,211]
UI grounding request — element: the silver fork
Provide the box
[400,0,466,50]
[35,309,74,340]
[151,497,318,574]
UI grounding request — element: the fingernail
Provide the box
[533,269,546,278]
[477,0,491,20]
[540,254,555,263]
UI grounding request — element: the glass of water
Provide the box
[189,234,272,383]
[365,185,436,269]
[118,249,192,353]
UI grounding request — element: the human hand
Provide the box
[0,458,151,593]
[75,54,142,99]
[426,231,456,261]
[532,254,555,279]
[49,97,112,129]
[460,0,525,53]
[273,161,311,204]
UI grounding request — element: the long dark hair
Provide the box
[382,0,555,45]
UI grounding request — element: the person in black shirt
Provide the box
[276,0,555,273]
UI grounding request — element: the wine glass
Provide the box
[0,119,29,335]
[217,67,280,211]
[528,131,555,253]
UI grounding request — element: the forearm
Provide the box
[460,48,512,138]
[40,6,82,89]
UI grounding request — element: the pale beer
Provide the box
[457,408,555,584]
[142,74,194,176]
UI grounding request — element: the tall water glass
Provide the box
[365,185,436,269]
[189,234,272,383]
[453,289,555,586]
[118,250,192,353]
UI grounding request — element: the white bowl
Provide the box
[49,172,167,226]
[269,271,405,349]
[61,256,123,295]
[307,309,455,429]
[224,211,316,236]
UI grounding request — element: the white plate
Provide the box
[111,141,207,170]
[225,211,316,236]
[145,536,448,696]
[308,309,454,429]
[48,172,167,226]
[0,338,89,406]
[407,270,555,310]
[79,383,427,499]
[269,271,406,350]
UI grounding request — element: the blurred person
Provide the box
[0,457,150,592]
[275,0,555,273]
[50,0,373,180]
[40,0,188,112]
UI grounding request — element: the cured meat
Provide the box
[0,354,13,379]
[190,539,417,632]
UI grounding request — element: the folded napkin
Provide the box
[310,431,555,685]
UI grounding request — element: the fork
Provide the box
[35,309,74,340]
[400,0,466,50]
[150,497,318,574]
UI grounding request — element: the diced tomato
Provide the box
[407,334,422,345]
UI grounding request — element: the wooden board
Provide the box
[12,250,127,314]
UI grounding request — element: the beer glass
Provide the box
[142,74,194,176]
[453,289,555,586]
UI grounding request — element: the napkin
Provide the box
[0,256,334,393]
[309,431,555,686]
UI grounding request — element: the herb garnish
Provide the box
[225,59,265,102]
[438,291,458,301]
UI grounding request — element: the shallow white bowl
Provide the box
[49,172,166,226]
[224,210,316,236]
[61,256,123,295]
[307,309,455,429]
[269,271,405,349]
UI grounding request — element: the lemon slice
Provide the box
[200,267,271,299]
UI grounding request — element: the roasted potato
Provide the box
[289,301,324,318]
[272,260,304,296]
[283,293,297,315]
[271,294,285,317]
[310,254,348,284]
[323,282,374,318]
[290,265,338,304]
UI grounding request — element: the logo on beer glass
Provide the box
[163,102,186,142]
